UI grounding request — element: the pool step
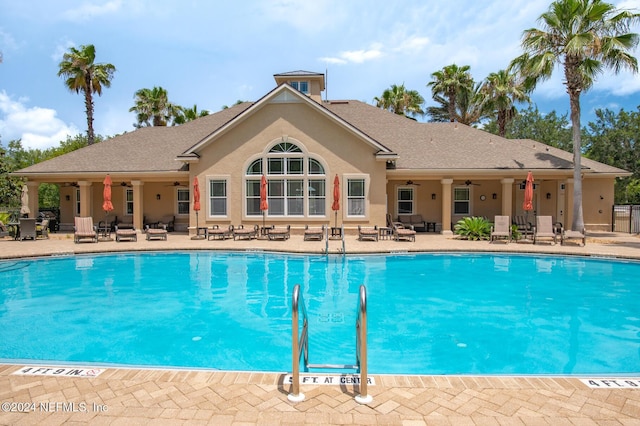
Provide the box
[307,363,358,370]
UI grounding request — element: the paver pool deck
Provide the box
[1,230,640,425]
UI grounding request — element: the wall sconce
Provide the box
[431,193,436,200]
[492,193,497,200]
[156,194,161,200]
[546,193,551,199]
[600,195,604,200]
[65,195,70,201]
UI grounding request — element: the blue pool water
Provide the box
[0,251,639,375]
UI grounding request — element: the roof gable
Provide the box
[178,84,395,160]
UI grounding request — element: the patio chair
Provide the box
[304,224,325,241]
[268,225,291,240]
[358,225,379,241]
[36,219,50,239]
[561,228,586,246]
[533,216,557,245]
[0,221,9,238]
[513,215,533,238]
[490,215,511,243]
[144,224,168,241]
[115,224,138,242]
[392,223,416,242]
[19,218,36,241]
[207,224,234,240]
[74,216,98,243]
[233,224,258,240]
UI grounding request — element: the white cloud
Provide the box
[320,43,385,65]
[0,91,80,150]
[61,0,123,21]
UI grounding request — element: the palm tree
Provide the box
[174,104,210,125]
[427,64,474,122]
[129,87,181,127]
[510,0,639,232]
[480,69,531,137]
[426,83,487,126]
[374,84,425,118]
[57,44,116,145]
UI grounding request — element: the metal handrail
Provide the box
[341,224,345,255]
[354,285,371,403]
[288,284,308,402]
[288,284,372,404]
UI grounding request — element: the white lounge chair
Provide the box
[490,216,511,243]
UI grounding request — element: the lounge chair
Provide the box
[144,224,168,241]
[19,218,36,241]
[268,225,290,240]
[207,224,234,240]
[233,224,258,240]
[36,219,49,239]
[392,223,416,242]
[304,224,325,241]
[397,214,426,232]
[513,215,533,239]
[533,216,558,245]
[74,217,98,243]
[490,215,511,243]
[115,224,137,242]
[358,225,379,241]
[562,228,586,246]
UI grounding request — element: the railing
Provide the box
[288,284,371,404]
[354,285,371,403]
[341,224,345,255]
[612,205,640,233]
[288,284,308,402]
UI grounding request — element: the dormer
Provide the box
[273,70,325,103]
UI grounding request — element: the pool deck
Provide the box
[2,230,640,425]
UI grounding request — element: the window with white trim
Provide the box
[454,187,470,215]
[290,81,309,94]
[177,188,189,215]
[125,189,134,215]
[245,141,325,217]
[397,187,414,215]
[209,179,227,216]
[75,188,81,216]
[347,178,366,216]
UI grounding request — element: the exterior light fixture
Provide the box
[431,193,436,200]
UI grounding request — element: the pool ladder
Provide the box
[288,284,371,404]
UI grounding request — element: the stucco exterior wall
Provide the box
[190,102,387,229]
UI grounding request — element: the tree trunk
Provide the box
[84,74,95,145]
[569,89,584,232]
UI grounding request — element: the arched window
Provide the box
[246,142,326,217]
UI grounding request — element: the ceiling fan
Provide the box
[164,181,187,187]
[406,180,421,186]
[464,180,481,186]
[120,182,132,188]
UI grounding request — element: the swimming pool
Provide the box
[1,251,639,375]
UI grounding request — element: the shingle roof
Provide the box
[18,103,252,175]
[323,100,628,175]
[17,94,628,177]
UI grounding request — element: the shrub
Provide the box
[454,216,491,240]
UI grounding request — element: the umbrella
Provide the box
[332,174,340,228]
[20,185,30,216]
[260,175,268,230]
[192,176,202,239]
[102,175,114,215]
[523,171,534,237]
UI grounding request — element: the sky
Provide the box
[1,0,639,151]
